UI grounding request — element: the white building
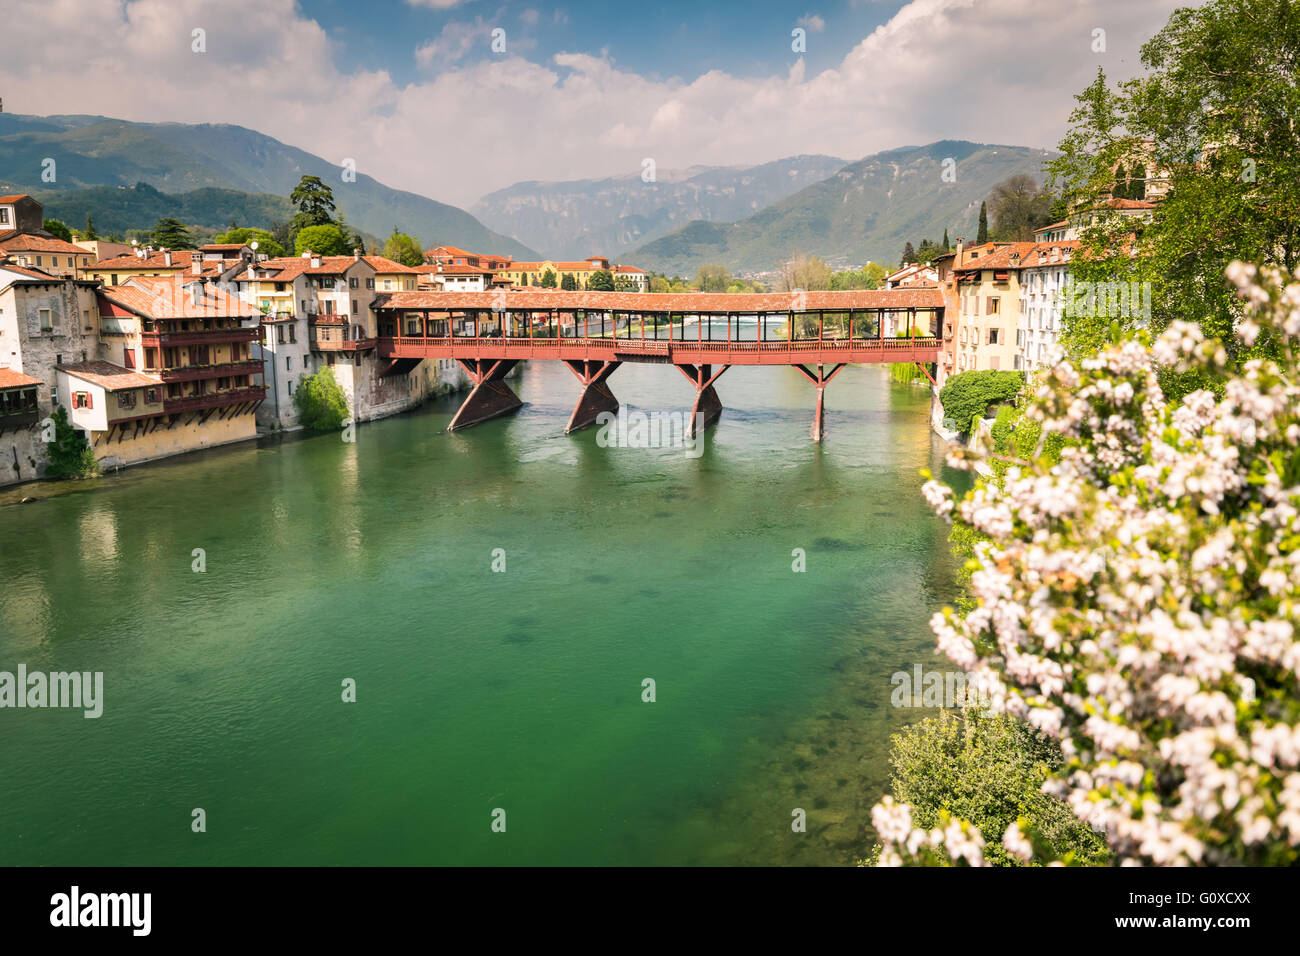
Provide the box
[1016,241,1078,373]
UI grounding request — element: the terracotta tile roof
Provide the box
[234,254,374,282]
[0,233,88,255]
[91,249,198,271]
[953,242,1040,272]
[370,288,946,313]
[0,262,61,282]
[198,243,248,252]
[614,265,647,274]
[57,361,162,391]
[363,256,418,274]
[0,367,42,389]
[1105,198,1156,210]
[0,194,31,204]
[100,276,260,319]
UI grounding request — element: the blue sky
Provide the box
[300,1,903,86]
[2,0,1185,205]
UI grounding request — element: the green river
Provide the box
[0,360,961,865]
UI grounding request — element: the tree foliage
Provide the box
[289,175,338,234]
[1048,0,1300,376]
[870,710,1110,867]
[381,229,424,267]
[777,253,830,292]
[149,217,195,249]
[293,366,350,431]
[213,227,285,257]
[987,174,1056,241]
[938,370,1024,435]
[585,268,615,292]
[43,406,98,479]
[294,224,351,257]
[43,219,72,242]
[877,263,1300,866]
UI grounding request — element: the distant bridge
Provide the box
[369,289,943,441]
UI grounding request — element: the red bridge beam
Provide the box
[447,358,522,431]
[563,359,621,433]
[674,363,729,437]
[793,363,848,443]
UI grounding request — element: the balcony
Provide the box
[310,335,377,352]
[141,327,261,347]
[163,386,267,415]
[0,409,38,430]
[151,360,265,383]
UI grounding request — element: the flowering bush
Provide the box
[877,263,1300,866]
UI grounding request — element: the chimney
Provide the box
[191,257,202,276]
[353,248,362,261]
[954,238,964,265]
[1010,251,1020,267]
[311,255,321,269]
[162,248,172,267]
[191,282,201,309]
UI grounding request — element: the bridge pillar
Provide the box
[674,364,729,438]
[447,358,522,431]
[794,363,847,442]
[562,360,621,433]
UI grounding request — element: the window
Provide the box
[123,347,136,369]
[988,328,1001,345]
[74,391,91,409]
[366,278,374,289]
[39,308,54,331]
[145,388,159,404]
[277,325,285,344]
[289,325,296,344]
[383,279,392,290]
[986,297,1000,315]
[83,310,91,330]
[286,356,292,370]
[118,391,136,409]
[351,301,357,315]
[349,278,358,289]
[0,208,9,226]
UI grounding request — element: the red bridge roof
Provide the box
[371,289,944,313]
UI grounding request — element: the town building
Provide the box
[58,275,266,468]
[0,261,110,484]
[1016,241,1079,372]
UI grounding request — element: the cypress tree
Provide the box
[976,202,989,244]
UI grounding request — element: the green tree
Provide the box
[540,268,558,288]
[43,219,73,242]
[976,202,989,244]
[987,174,1055,241]
[586,268,615,291]
[43,406,98,479]
[381,229,424,267]
[561,273,578,290]
[289,175,338,233]
[294,224,351,257]
[694,264,731,292]
[83,214,97,240]
[1049,0,1300,376]
[941,229,950,252]
[293,367,350,431]
[937,370,1023,435]
[150,217,195,249]
[868,711,1110,867]
[900,241,916,266]
[213,227,285,258]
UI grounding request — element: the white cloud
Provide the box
[416,17,500,68]
[407,0,479,9]
[0,0,1184,209]
[798,14,827,32]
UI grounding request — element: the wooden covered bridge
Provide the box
[369,289,944,440]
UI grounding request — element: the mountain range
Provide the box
[470,155,848,261]
[0,113,538,257]
[629,141,1058,275]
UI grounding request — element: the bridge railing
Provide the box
[388,335,938,352]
